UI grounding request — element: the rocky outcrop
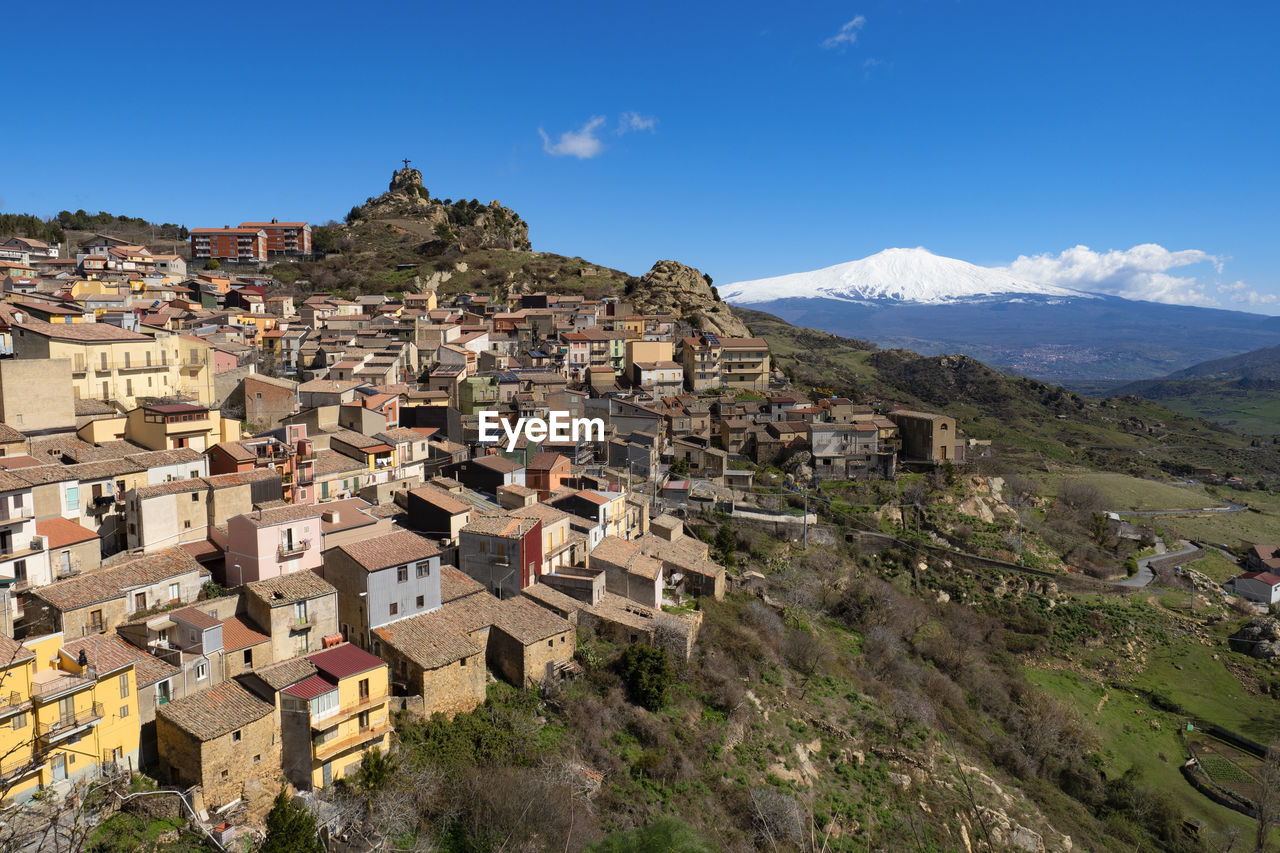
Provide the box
[1230,617,1280,659]
[348,166,531,252]
[629,260,751,338]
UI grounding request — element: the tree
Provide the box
[203,259,220,270]
[616,645,674,711]
[715,521,736,567]
[260,789,324,853]
[670,458,690,476]
[1255,742,1280,853]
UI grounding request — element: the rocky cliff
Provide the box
[629,260,752,338]
[348,167,531,253]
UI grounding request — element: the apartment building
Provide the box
[239,221,312,256]
[680,332,771,392]
[0,632,141,801]
[10,320,214,408]
[189,227,268,262]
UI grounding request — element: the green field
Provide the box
[1128,635,1280,744]
[1182,549,1242,583]
[1027,667,1254,837]
[1164,488,1280,549]
[1153,386,1280,437]
[1050,470,1220,511]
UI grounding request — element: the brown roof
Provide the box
[0,631,33,665]
[157,681,274,741]
[251,656,318,691]
[203,469,280,489]
[131,649,180,686]
[461,513,539,539]
[32,548,203,611]
[36,517,99,549]
[171,606,221,631]
[61,634,143,676]
[238,503,324,529]
[221,615,270,652]
[13,318,151,342]
[491,596,573,644]
[335,530,440,572]
[374,605,485,670]
[247,571,336,606]
[210,441,256,463]
[591,536,663,580]
[409,486,471,516]
[440,565,485,603]
[135,479,207,499]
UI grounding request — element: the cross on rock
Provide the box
[402,158,411,170]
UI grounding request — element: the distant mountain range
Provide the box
[1111,343,1280,436]
[722,248,1280,386]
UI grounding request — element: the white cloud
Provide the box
[823,15,865,49]
[618,111,657,134]
[862,57,884,68]
[538,116,607,159]
[1000,244,1232,307]
[1218,280,1278,306]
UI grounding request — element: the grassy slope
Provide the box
[739,307,1280,489]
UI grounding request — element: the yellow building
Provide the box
[124,402,240,452]
[277,644,390,789]
[11,320,214,409]
[0,633,140,801]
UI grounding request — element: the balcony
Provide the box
[0,754,39,783]
[312,720,393,762]
[37,702,104,745]
[277,539,312,559]
[308,694,388,731]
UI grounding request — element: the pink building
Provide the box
[225,504,324,586]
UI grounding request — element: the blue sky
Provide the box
[2,1,1277,310]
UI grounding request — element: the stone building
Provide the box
[155,680,281,809]
[244,571,340,661]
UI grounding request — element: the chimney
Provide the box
[322,510,339,524]
[76,649,88,667]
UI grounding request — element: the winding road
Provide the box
[1115,540,1201,588]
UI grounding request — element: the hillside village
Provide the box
[0,199,988,834]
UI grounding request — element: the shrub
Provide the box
[616,645,674,711]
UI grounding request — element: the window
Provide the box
[184,520,191,529]
[168,583,179,601]
[11,712,26,730]
[90,610,104,632]
[243,649,252,667]
[66,487,78,511]
[389,602,398,616]
[232,730,241,743]
[221,770,228,779]
[190,470,199,478]
[416,595,424,609]
[310,690,340,720]
[195,663,208,681]
[119,673,129,698]
[417,562,429,578]
[396,566,408,583]
[358,678,369,701]
[190,492,199,502]
[294,602,307,623]
[13,561,25,584]
[460,657,467,667]
[120,705,129,719]
[133,592,146,611]
[253,754,261,763]
[357,710,370,731]
[548,640,553,648]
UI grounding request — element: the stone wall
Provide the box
[156,712,281,809]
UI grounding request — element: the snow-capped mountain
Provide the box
[718,247,1280,385]
[720,247,1095,305]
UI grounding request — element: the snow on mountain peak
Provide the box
[720,247,1096,305]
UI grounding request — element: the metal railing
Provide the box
[278,539,312,558]
[37,702,104,741]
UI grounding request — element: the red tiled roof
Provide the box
[281,674,335,700]
[221,615,269,652]
[1239,571,1280,586]
[36,517,99,549]
[307,643,385,680]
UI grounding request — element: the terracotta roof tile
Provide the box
[157,681,274,741]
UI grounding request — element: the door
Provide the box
[51,754,67,782]
[61,551,71,574]
[58,697,75,728]
[321,762,332,786]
